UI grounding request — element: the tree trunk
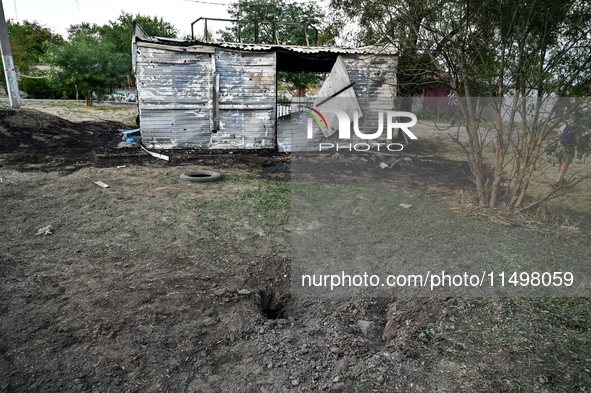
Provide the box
[459,59,487,207]
[492,96,521,209]
[513,122,548,207]
[84,93,94,107]
[489,107,506,209]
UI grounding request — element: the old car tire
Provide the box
[180,171,222,183]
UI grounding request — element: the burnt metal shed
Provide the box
[132,23,398,151]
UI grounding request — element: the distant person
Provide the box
[553,114,581,189]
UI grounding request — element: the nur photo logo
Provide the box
[302,106,419,151]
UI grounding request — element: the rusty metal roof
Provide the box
[145,36,398,56]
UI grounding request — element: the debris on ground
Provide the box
[35,225,53,235]
[115,141,139,149]
[379,156,417,169]
[380,157,402,169]
[93,180,110,189]
[141,145,169,161]
[118,128,141,141]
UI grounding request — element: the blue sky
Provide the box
[4,0,238,39]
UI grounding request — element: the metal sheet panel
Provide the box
[340,54,397,142]
[277,112,323,152]
[281,54,398,152]
[136,43,214,148]
[314,56,362,138]
[140,108,211,149]
[213,49,276,149]
[134,32,397,151]
[277,114,292,152]
[150,36,398,55]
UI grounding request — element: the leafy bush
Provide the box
[19,77,60,99]
[44,37,127,106]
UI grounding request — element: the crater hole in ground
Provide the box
[259,288,291,320]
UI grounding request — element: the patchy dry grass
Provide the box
[413,120,591,231]
[395,297,591,392]
[18,100,138,126]
[1,102,591,392]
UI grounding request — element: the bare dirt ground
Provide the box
[1,102,591,392]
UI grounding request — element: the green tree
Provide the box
[7,20,64,73]
[99,12,178,54]
[67,12,178,77]
[66,22,102,42]
[219,0,327,96]
[219,0,324,45]
[1,20,64,95]
[44,35,128,106]
[329,0,591,210]
[278,71,325,97]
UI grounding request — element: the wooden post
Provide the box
[272,22,277,44]
[0,0,20,108]
[213,73,219,132]
[254,13,258,44]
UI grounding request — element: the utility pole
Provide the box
[0,0,21,108]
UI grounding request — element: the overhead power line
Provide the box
[182,0,229,5]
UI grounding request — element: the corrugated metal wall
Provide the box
[339,54,397,142]
[136,40,396,151]
[345,54,397,144]
[213,49,276,149]
[279,54,397,152]
[136,44,214,149]
[137,44,277,149]
[277,112,308,152]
